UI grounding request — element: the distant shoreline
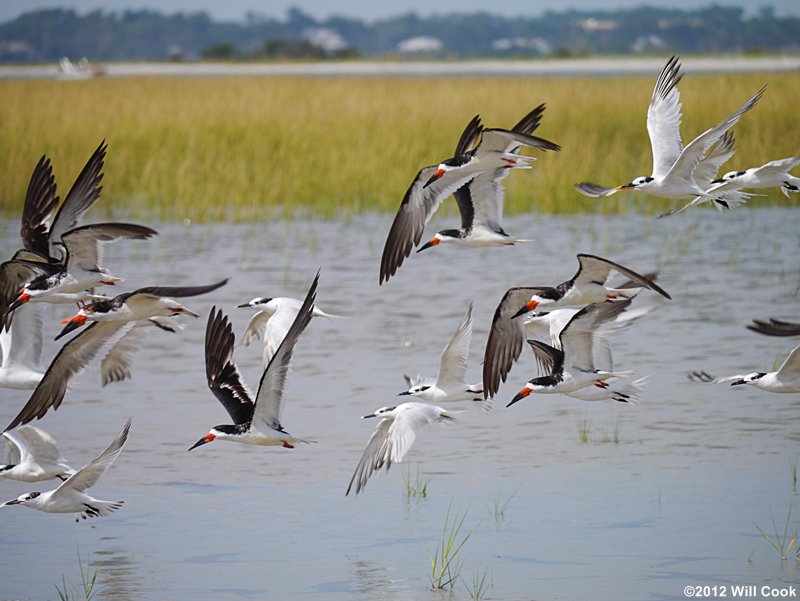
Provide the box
[1,56,798,80]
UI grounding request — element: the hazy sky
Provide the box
[2,0,798,22]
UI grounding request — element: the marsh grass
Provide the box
[426,502,476,590]
[1,72,797,221]
[401,465,430,501]
[463,567,493,600]
[55,551,100,601]
[491,488,518,522]
[577,414,591,444]
[791,457,798,494]
[753,505,798,561]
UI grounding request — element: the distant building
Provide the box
[576,18,619,31]
[302,27,347,52]
[491,37,552,54]
[397,36,444,53]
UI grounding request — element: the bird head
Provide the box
[730,372,766,387]
[617,176,654,191]
[2,491,41,507]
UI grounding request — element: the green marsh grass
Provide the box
[753,505,798,561]
[463,567,493,600]
[577,413,591,443]
[401,464,430,500]
[55,551,100,601]
[1,72,798,221]
[491,488,518,522]
[426,501,476,590]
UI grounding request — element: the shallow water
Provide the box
[0,207,799,600]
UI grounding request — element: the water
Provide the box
[0,208,799,600]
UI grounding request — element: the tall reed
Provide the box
[1,71,796,222]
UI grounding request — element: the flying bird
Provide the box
[380,107,560,284]
[236,295,339,365]
[1,425,75,482]
[574,56,764,209]
[4,280,227,432]
[746,318,800,337]
[688,344,800,393]
[1,419,131,521]
[189,272,319,451]
[346,402,454,496]
[397,302,485,407]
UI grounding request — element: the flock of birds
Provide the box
[1,55,798,519]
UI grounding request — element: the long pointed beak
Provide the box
[171,306,199,318]
[188,433,215,450]
[416,237,440,253]
[616,183,636,190]
[730,379,746,387]
[396,391,412,396]
[235,302,252,308]
[512,300,538,319]
[8,293,31,312]
[507,387,532,407]
[360,413,377,419]
[710,178,724,184]
[423,168,446,188]
[55,314,87,340]
[2,499,20,506]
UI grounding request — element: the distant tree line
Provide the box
[0,5,797,63]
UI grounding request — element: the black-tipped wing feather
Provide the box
[20,155,59,256]
[747,318,800,337]
[575,254,671,299]
[204,307,255,425]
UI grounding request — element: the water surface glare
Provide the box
[1,208,799,600]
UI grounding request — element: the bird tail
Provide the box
[608,375,650,404]
[77,500,124,521]
[312,308,343,320]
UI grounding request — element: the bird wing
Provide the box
[747,318,800,337]
[687,371,746,385]
[665,86,765,185]
[527,340,564,378]
[692,132,736,186]
[47,141,107,253]
[204,307,255,426]
[379,164,477,284]
[55,418,130,495]
[560,301,632,372]
[2,303,43,370]
[261,301,303,365]
[126,279,229,300]
[100,322,159,387]
[573,182,621,198]
[14,425,70,467]
[346,416,395,496]
[0,255,55,329]
[252,272,318,432]
[776,344,800,381]
[523,309,578,373]
[482,286,548,399]
[436,302,473,388]
[241,310,269,347]
[574,254,671,299]
[647,55,685,179]
[2,430,24,465]
[62,223,158,272]
[20,155,59,256]
[749,156,800,181]
[4,320,136,431]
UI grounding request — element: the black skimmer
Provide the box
[688,344,800,393]
[396,302,485,407]
[574,56,764,208]
[747,318,800,337]
[100,316,183,387]
[236,295,339,365]
[2,419,130,522]
[346,402,454,496]
[1,425,76,482]
[10,222,158,311]
[507,300,636,407]
[189,272,319,451]
[379,108,560,284]
[4,280,227,432]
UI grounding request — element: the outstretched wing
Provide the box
[436,303,473,388]
[55,418,130,495]
[20,155,59,256]
[647,55,684,179]
[574,254,671,299]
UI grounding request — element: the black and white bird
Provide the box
[4,280,227,432]
[346,402,454,496]
[1,419,130,521]
[380,107,560,284]
[1,425,75,482]
[747,318,800,337]
[689,344,800,393]
[236,295,338,365]
[507,301,636,407]
[189,272,319,451]
[397,302,485,406]
[574,56,764,208]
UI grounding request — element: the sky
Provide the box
[1,0,798,23]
